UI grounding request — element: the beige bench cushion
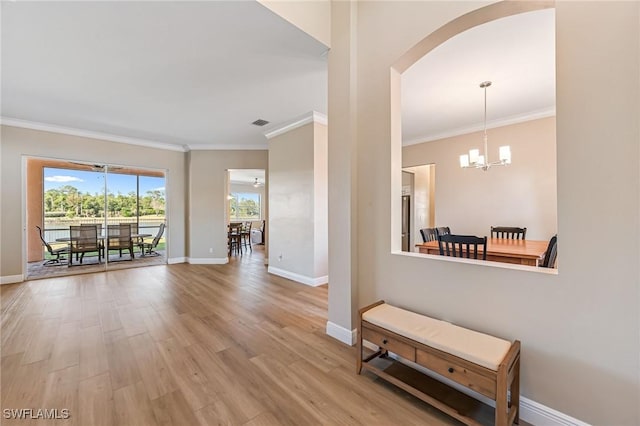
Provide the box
[362,303,511,371]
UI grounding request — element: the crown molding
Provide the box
[264,111,328,140]
[188,144,267,151]
[403,107,556,146]
[0,117,189,152]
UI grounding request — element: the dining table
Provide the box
[55,233,152,242]
[417,237,549,266]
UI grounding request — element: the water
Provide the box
[44,218,165,242]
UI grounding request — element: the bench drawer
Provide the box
[416,349,496,399]
[362,326,416,361]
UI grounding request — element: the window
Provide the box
[42,166,166,242]
[229,193,261,221]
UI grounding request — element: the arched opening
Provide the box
[390,1,557,270]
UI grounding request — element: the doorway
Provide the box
[402,164,435,252]
[226,169,266,260]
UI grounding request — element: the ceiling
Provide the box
[1,1,328,151]
[229,169,265,186]
[1,4,554,152]
[401,8,556,145]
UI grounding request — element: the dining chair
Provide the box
[139,223,165,256]
[419,228,438,242]
[436,227,451,238]
[438,234,487,260]
[241,221,252,252]
[491,226,527,240]
[228,222,243,256]
[69,225,101,266]
[36,225,68,266]
[106,224,134,260]
[541,234,557,268]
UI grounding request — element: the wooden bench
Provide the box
[357,300,520,426]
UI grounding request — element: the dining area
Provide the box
[416,225,557,268]
[31,221,166,278]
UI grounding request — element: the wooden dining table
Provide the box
[417,238,549,266]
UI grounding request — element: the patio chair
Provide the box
[106,224,134,260]
[36,225,68,266]
[69,225,101,266]
[139,223,165,256]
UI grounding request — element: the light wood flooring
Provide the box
[2,246,477,425]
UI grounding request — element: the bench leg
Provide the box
[356,327,362,374]
[512,358,521,424]
[496,366,508,426]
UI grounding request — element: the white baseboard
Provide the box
[267,266,327,286]
[187,257,228,265]
[1,274,24,285]
[167,257,187,264]
[520,397,590,426]
[325,321,356,345]
[366,350,589,426]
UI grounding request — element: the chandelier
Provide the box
[459,81,511,171]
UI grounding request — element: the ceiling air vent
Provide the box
[251,119,269,126]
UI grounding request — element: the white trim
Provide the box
[1,117,189,152]
[187,257,229,265]
[403,108,556,146]
[1,275,24,285]
[520,397,591,426]
[167,257,187,264]
[267,266,327,286]
[325,321,357,345]
[264,111,328,139]
[189,144,267,151]
[312,111,328,126]
[391,250,558,275]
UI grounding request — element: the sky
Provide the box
[44,167,165,196]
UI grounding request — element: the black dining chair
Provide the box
[228,222,243,256]
[241,221,252,252]
[491,226,527,240]
[436,227,451,238]
[438,234,487,260]
[541,235,558,268]
[419,228,438,242]
[36,225,68,266]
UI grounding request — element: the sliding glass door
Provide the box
[40,165,107,274]
[27,158,166,279]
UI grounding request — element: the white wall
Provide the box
[403,117,557,240]
[313,122,329,277]
[327,1,639,424]
[268,120,328,285]
[0,125,187,277]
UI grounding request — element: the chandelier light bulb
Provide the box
[459,81,512,171]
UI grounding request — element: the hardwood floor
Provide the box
[2,247,476,425]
